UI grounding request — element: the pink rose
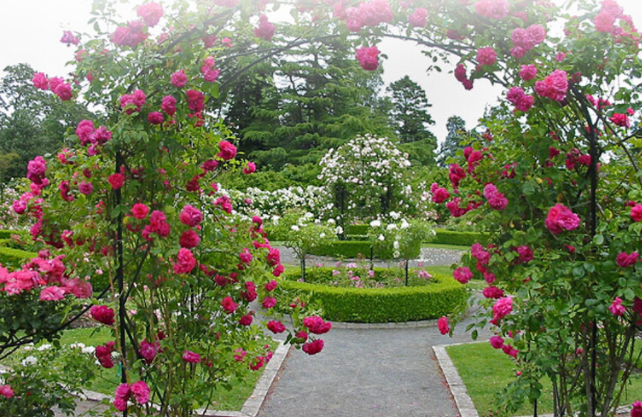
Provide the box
[408,8,428,27]
[131,203,149,219]
[355,46,380,71]
[173,248,196,274]
[437,316,449,335]
[609,297,626,316]
[632,204,642,222]
[519,64,537,81]
[171,70,188,88]
[476,47,496,66]
[55,83,73,101]
[221,296,238,314]
[616,252,639,268]
[254,14,275,41]
[161,95,177,116]
[262,296,277,309]
[491,296,513,324]
[217,141,237,160]
[90,305,115,325]
[632,401,642,417]
[186,90,204,112]
[179,205,203,227]
[489,335,504,349]
[148,112,164,125]
[0,385,14,399]
[182,350,201,363]
[302,339,324,355]
[32,72,48,90]
[265,280,278,292]
[40,286,66,301]
[179,229,200,248]
[137,2,163,27]
[108,173,125,189]
[239,313,253,326]
[130,381,150,404]
[303,316,332,334]
[545,203,581,234]
[140,340,158,364]
[243,162,257,175]
[483,286,504,299]
[453,267,473,284]
[267,320,286,334]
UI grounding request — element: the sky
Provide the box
[1,0,642,143]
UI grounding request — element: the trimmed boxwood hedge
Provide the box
[0,230,29,240]
[345,224,369,235]
[278,273,466,323]
[308,240,395,259]
[0,247,37,268]
[432,229,489,246]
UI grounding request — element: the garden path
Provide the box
[275,246,463,268]
[257,316,488,417]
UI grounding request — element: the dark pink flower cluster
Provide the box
[182,350,201,363]
[506,86,534,112]
[254,14,275,41]
[510,25,546,59]
[453,266,473,284]
[217,140,237,160]
[632,204,642,222]
[90,305,115,325]
[545,203,581,234]
[141,210,171,240]
[408,8,428,27]
[564,148,591,170]
[302,339,324,355]
[32,73,73,101]
[120,89,147,114]
[594,0,622,33]
[76,120,113,149]
[535,69,568,102]
[171,70,188,88]
[437,316,449,335]
[137,2,164,27]
[0,385,14,399]
[162,95,177,116]
[222,296,239,313]
[140,340,159,363]
[483,286,504,299]
[112,20,148,47]
[201,56,220,83]
[609,297,626,316]
[114,381,150,411]
[483,184,508,210]
[519,64,537,81]
[303,316,332,334]
[267,320,286,333]
[179,205,203,227]
[355,46,380,71]
[610,112,630,127]
[491,296,512,325]
[173,248,196,274]
[454,64,473,90]
[430,183,450,204]
[471,243,491,265]
[95,341,115,368]
[616,252,639,268]
[243,162,257,175]
[474,0,510,20]
[213,195,233,213]
[448,163,466,188]
[476,47,496,66]
[343,0,393,32]
[60,31,80,46]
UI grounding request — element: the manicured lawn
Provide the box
[421,242,469,251]
[4,327,272,411]
[446,342,642,416]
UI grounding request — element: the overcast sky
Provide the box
[1,1,641,142]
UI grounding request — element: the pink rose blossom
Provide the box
[490,335,504,349]
[180,205,203,227]
[171,70,188,88]
[437,316,449,335]
[632,204,642,222]
[0,385,15,399]
[108,173,125,190]
[453,267,473,284]
[243,162,257,174]
[545,203,581,234]
[519,64,537,81]
[148,112,164,125]
[217,141,237,160]
[262,296,277,309]
[90,305,115,325]
[609,297,626,316]
[131,381,150,404]
[78,181,93,195]
[55,83,73,101]
[173,248,196,274]
[535,69,568,102]
[303,316,332,334]
[355,46,380,71]
[179,230,200,248]
[483,286,504,299]
[616,252,639,268]
[491,296,513,324]
[254,14,275,41]
[140,340,158,363]
[32,72,48,90]
[408,8,428,27]
[182,350,201,363]
[161,95,177,116]
[302,339,324,355]
[221,296,238,313]
[137,2,163,27]
[40,286,66,301]
[131,203,149,219]
[476,47,497,66]
[594,11,616,33]
[267,320,286,333]
[186,90,204,112]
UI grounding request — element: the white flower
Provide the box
[328,219,336,224]
[386,224,397,230]
[400,219,409,229]
[390,211,401,220]
[370,220,381,228]
[393,240,400,249]
[320,233,326,238]
[82,346,96,355]
[37,344,52,351]
[335,226,344,235]
[22,356,38,366]
[291,225,300,231]
[378,234,385,241]
[70,343,86,350]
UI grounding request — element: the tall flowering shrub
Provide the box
[5,2,329,416]
[318,134,413,233]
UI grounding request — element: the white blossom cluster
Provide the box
[219,185,332,219]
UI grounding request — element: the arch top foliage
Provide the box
[1,0,641,415]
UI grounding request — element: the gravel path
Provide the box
[276,246,463,268]
[257,316,489,417]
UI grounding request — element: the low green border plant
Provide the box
[431,229,489,246]
[278,272,466,323]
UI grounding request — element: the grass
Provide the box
[446,342,642,416]
[421,242,469,251]
[4,327,271,411]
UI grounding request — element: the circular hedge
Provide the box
[278,273,466,323]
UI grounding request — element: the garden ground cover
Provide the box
[446,342,642,416]
[3,327,271,411]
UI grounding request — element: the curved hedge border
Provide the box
[307,240,392,259]
[279,273,466,323]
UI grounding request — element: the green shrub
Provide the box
[308,240,396,259]
[278,273,466,323]
[0,247,36,268]
[345,224,370,235]
[286,266,433,287]
[0,230,30,240]
[431,229,489,246]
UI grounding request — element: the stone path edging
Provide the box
[433,342,480,417]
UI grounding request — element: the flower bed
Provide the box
[291,264,436,288]
[278,268,466,323]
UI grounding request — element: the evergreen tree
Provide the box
[438,115,468,166]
